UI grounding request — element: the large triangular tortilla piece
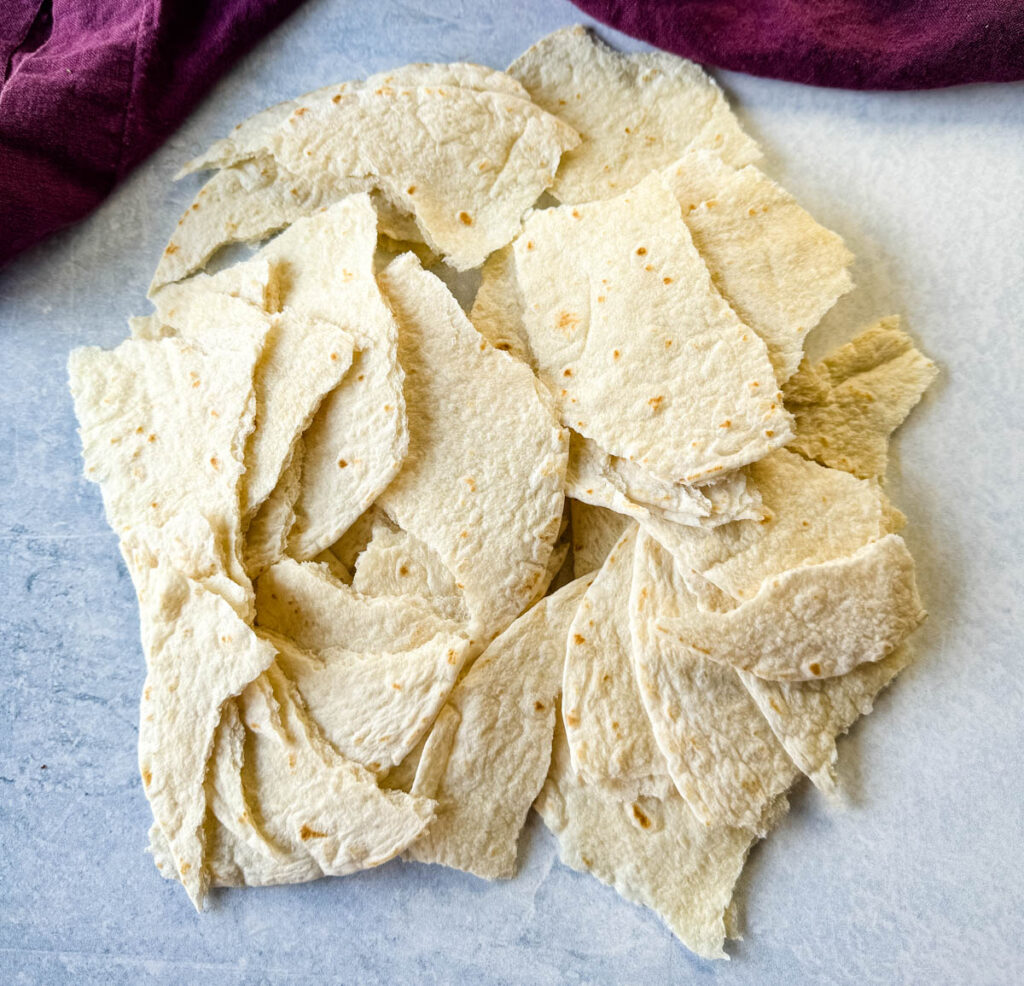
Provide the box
[512,171,792,485]
[155,71,578,284]
[68,328,264,618]
[563,526,669,795]
[180,62,533,176]
[630,531,798,832]
[661,150,853,384]
[738,643,915,794]
[535,710,757,960]
[784,316,938,478]
[377,254,567,640]
[509,26,759,204]
[259,625,472,773]
[244,198,408,561]
[405,577,593,878]
[236,666,435,877]
[255,557,468,655]
[126,538,277,908]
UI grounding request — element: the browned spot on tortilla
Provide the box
[573,634,585,645]
[337,459,348,468]
[288,754,296,769]
[648,395,664,410]
[392,682,403,690]
[458,211,473,226]
[534,701,545,712]
[164,244,178,256]
[447,649,457,665]
[332,93,342,104]
[142,768,152,787]
[636,246,647,256]
[209,456,220,469]
[809,662,822,676]
[632,804,652,828]
[555,311,579,331]
[407,185,416,194]
[565,713,580,727]
[300,825,327,841]
[399,565,409,576]
[179,861,192,874]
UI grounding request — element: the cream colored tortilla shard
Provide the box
[571,500,631,578]
[127,541,277,908]
[563,526,669,794]
[261,625,471,772]
[630,531,797,832]
[68,331,262,616]
[513,171,792,484]
[509,26,759,204]
[377,254,567,638]
[738,644,915,793]
[535,712,755,960]
[236,666,434,876]
[784,316,938,478]
[243,443,303,577]
[156,74,578,283]
[661,150,853,384]
[406,577,592,878]
[656,533,924,681]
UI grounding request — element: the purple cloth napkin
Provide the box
[0,0,306,268]
[571,0,1024,90]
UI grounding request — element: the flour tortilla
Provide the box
[469,246,533,363]
[513,171,792,484]
[784,316,938,478]
[629,531,798,832]
[161,79,578,281]
[509,26,759,204]
[661,150,853,384]
[250,199,408,561]
[377,254,567,639]
[180,63,531,176]
[571,500,631,578]
[151,276,356,519]
[648,531,925,682]
[262,626,471,772]
[535,709,757,959]
[738,644,915,794]
[69,330,264,618]
[563,526,670,795]
[236,666,435,876]
[255,557,470,655]
[242,442,304,578]
[406,577,593,878]
[127,542,277,908]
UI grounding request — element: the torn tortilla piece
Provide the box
[738,644,915,793]
[512,171,792,485]
[242,443,304,579]
[69,329,264,617]
[236,666,435,876]
[509,25,759,204]
[259,625,472,773]
[377,254,567,640]
[571,500,631,578]
[535,709,758,960]
[406,577,593,878]
[127,542,278,908]
[784,316,938,478]
[630,531,798,832]
[255,557,468,655]
[564,526,670,795]
[661,150,854,384]
[646,531,925,682]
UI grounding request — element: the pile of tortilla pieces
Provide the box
[69,27,938,959]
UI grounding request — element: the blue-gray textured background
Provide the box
[2,2,1023,983]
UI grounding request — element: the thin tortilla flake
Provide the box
[377,254,567,639]
[630,531,798,832]
[512,171,792,484]
[535,710,757,959]
[784,317,938,478]
[406,577,592,878]
[510,26,759,204]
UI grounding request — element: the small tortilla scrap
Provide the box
[512,171,792,485]
[535,710,757,960]
[784,316,938,478]
[571,500,631,579]
[738,644,915,793]
[510,25,760,204]
[563,526,670,794]
[261,625,471,772]
[406,576,593,878]
[377,253,567,639]
[126,538,277,908]
[236,666,435,876]
[661,150,853,384]
[243,442,304,578]
[630,531,798,833]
